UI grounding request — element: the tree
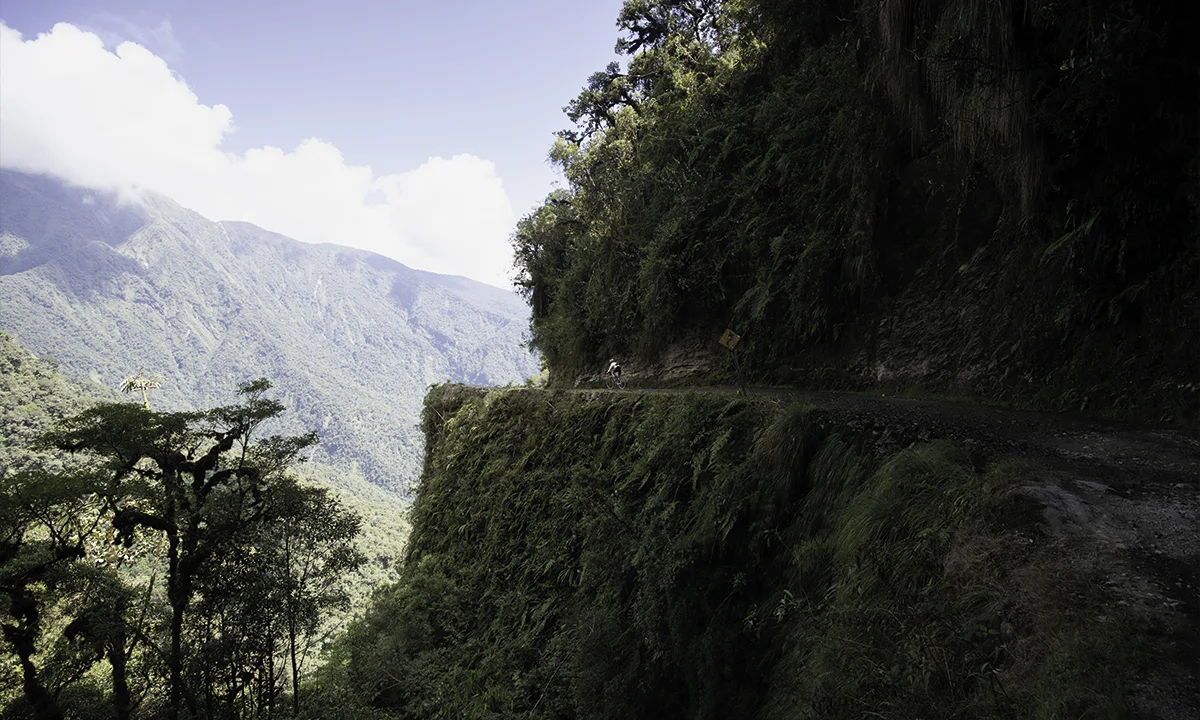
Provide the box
[266,480,363,715]
[0,469,102,720]
[184,478,363,718]
[41,379,321,720]
[119,369,161,411]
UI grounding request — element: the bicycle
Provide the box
[604,371,627,390]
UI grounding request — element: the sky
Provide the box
[0,0,627,287]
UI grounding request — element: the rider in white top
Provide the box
[607,358,621,378]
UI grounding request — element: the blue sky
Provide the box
[0,0,628,286]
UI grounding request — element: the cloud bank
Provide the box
[0,22,516,288]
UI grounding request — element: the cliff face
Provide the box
[512,3,1198,427]
[325,384,1199,719]
[566,140,1199,426]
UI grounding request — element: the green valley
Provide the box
[0,169,540,494]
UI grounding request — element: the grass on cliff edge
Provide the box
[311,386,1140,720]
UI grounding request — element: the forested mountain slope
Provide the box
[0,169,540,491]
[0,330,121,474]
[513,0,1198,424]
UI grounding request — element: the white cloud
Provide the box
[85,14,184,63]
[0,22,517,288]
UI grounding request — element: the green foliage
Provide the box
[291,464,410,616]
[0,331,121,475]
[328,386,1139,718]
[186,476,365,718]
[2,370,367,720]
[0,466,118,719]
[515,0,1198,421]
[0,331,405,648]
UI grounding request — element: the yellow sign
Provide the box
[718,329,741,350]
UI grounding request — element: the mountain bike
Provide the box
[605,372,626,390]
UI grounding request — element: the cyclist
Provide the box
[606,358,622,381]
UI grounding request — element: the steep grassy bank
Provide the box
[319,385,1148,719]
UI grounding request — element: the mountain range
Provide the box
[0,169,540,492]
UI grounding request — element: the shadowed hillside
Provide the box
[318,384,1198,718]
[512,0,1198,424]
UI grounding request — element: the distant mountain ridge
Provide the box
[0,169,539,491]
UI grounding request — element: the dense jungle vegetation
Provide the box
[513,0,1198,421]
[1,335,372,719]
[0,330,410,620]
[313,1,1193,715]
[318,385,1140,719]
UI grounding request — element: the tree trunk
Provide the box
[289,610,300,716]
[168,593,185,720]
[166,529,188,720]
[3,592,64,720]
[15,644,63,720]
[109,633,132,720]
[264,653,274,719]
